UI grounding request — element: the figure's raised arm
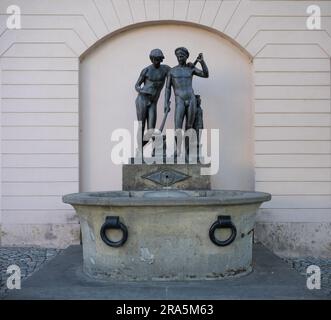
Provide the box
[193,53,209,78]
[135,68,147,93]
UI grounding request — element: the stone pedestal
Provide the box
[123,162,211,190]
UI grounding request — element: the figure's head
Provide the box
[175,47,189,65]
[149,49,164,66]
[195,94,201,105]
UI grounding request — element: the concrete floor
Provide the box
[3,244,330,300]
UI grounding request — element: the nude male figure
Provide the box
[164,47,208,161]
[135,49,170,158]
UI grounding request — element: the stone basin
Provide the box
[63,190,271,281]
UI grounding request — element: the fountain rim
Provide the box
[62,189,271,207]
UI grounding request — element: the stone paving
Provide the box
[0,247,61,298]
[0,246,330,299]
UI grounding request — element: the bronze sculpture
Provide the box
[164,47,209,161]
[134,47,208,162]
[135,49,170,157]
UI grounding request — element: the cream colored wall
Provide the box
[0,0,330,256]
[80,24,253,192]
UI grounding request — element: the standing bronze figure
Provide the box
[135,49,170,158]
[193,94,204,161]
[164,47,208,161]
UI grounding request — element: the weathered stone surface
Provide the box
[123,163,211,190]
[1,224,80,249]
[63,190,271,281]
[63,190,271,207]
[255,222,331,259]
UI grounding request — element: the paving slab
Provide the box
[3,244,330,300]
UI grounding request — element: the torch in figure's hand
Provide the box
[193,53,203,66]
[142,101,170,147]
[160,100,171,133]
[164,100,171,114]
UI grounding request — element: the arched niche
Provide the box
[79,23,254,191]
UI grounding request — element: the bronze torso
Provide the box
[169,65,195,101]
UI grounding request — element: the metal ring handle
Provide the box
[100,216,128,247]
[209,215,237,247]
